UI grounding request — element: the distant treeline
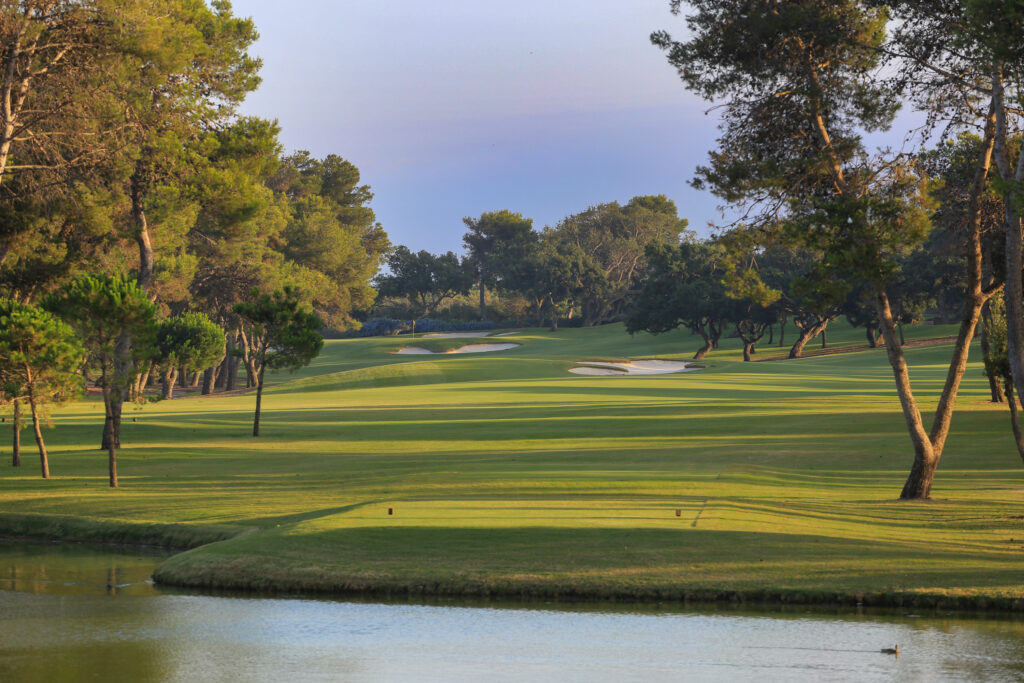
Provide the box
[373,192,969,363]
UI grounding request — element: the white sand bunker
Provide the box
[569,359,695,375]
[395,343,521,355]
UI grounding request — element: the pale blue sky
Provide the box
[232,1,724,253]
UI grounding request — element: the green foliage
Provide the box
[374,247,474,319]
[154,312,225,374]
[543,196,689,325]
[266,151,389,329]
[462,210,537,314]
[121,0,261,145]
[234,286,324,373]
[462,210,536,273]
[630,241,731,328]
[628,238,776,358]
[653,1,928,290]
[0,299,84,408]
[43,274,158,387]
[985,296,1010,383]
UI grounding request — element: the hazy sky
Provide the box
[231,1,722,253]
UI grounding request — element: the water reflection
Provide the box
[0,541,168,596]
[1,543,1024,681]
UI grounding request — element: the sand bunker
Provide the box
[394,343,520,355]
[568,360,695,376]
[454,343,520,353]
[394,346,435,354]
[568,365,628,375]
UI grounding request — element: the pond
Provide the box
[1,542,1023,681]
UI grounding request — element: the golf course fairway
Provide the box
[2,322,1023,610]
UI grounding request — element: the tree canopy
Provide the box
[374,247,474,330]
[0,298,83,478]
[653,0,998,498]
[234,286,323,437]
[44,273,157,486]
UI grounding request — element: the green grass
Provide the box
[2,320,1023,608]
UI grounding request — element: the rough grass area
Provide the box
[2,321,1023,609]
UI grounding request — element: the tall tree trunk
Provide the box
[778,318,786,346]
[925,105,998,462]
[105,408,118,488]
[102,334,130,450]
[1005,380,1024,464]
[875,291,937,499]
[738,322,765,361]
[11,398,20,467]
[225,334,239,391]
[993,70,1024,407]
[245,356,258,388]
[215,354,228,390]
[981,303,1006,402]
[693,333,712,360]
[203,345,226,395]
[238,329,258,388]
[252,362,266,437]
[161,367,177,400]
[202,362,221,395]
[767,323,774,346]
[1003,206,1024,391]
[896,103,997,498]
[131,169,154,292]
[788,319,827,359]
[821,328,827,348]
[25,382,48,479]
[866,326,880,348]
[0,20,36,190]
[478,265,487,322]
[132,363,151,399]
[99,382,118,487]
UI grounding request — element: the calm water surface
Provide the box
[1,542,1023,681]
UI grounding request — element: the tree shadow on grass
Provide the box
[243,501,378,528]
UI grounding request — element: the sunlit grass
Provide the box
[2,320,1022,603]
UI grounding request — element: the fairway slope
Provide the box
[3,323,1022,610]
